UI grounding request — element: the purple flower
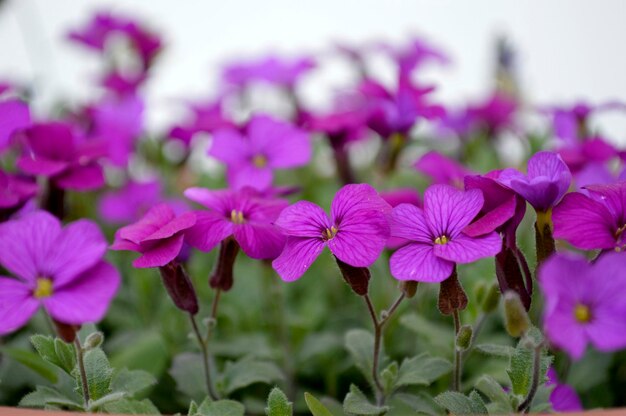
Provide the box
[553,181,626,252]
[381,188,421,249]
[112,204,196,268]
[0,99,31,153]
[209,115,311,191]
[0,211,120,335]
[98,179,162,224]
[222,55,315,88]
[378,36,449,76]
[184,187,287,259]
[414,151,475,188]
[0,170,38,220]
[498,151,571,212]
[546,368,583,412]
[272,184,391,281]
[17,122,105,191]
[539,252,626,360]
[558,136,617,173]
[169,98,235,147]
[389,184,501,282]
[306,107,369,150]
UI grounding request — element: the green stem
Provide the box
[74,337,90,408]
[518,341,544,413]
[190,314,218,400]
[452,309,462,392]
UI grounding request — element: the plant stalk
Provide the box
[73,337,90,408]
[452,309,462,392]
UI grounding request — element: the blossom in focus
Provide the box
[414,150,475,188]
[539,252,626,360]
[547,368,583,412]
[389,184,501,282]
[17,122,105,191]
[0,99,31,153]
[112,204,196,268]
[0,170,38,220]
[553,181,626,252]
[209,115,311,190]
[0,211,120,335]
[184,187,287,259]
[498,151,571,212]
[380,188,421,249]
[272,184,391,281]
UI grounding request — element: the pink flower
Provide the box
[414,151,475,188]
[0,211,120,335]
[0,99,30,153]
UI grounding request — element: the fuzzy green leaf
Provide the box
[30,335,63,369]
[221,356,284,395]
[380,361,398,396]
[344,329,375,386]
[507,334,552,397]
[195,398,245,416]
[54,339,76,374]
[19,386,82,410]
[343,384,388,416]
[169,353,206,402]
[110,368,157,396]
[434,390,487,415]
[76,347,113,401]
[266,387,292,416]
[396,353,452,388]
[304,392,335,416]
[475,375,513,413]
[102,398,161,414]
[475,344,515,358]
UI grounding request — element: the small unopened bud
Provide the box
[481,283,501,313]
[503,291,531,337]
[438,269,468,315]
[53,320,78,343]
[456,325,473,350]
[399,281,419,298]
[84,332,104,350]
[335,257,370,296]
[159,260,199,314]
[210,238,240,291]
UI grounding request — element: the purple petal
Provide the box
[275,201,330,238]
[17,157,69,176]
[331,183,391,225]
[0,211,61,282]
[134,234,185,268]
[585,305,626,353]
[0,277,39,335]
[389,243,453,282]
[117,204,176,244]
[272,237,325,281]
[184,211,233,252]
[585,182,626,223]
[414,151,473,187]
[44,261,120,325]
[328,212,389,267]
[424,184,483,237]
[208,128,250,165]
[550,384,583,412]
[553,193,616,250]
[142,211,196,242]
[389,203,432,243]
[434,232,501,263]
[53,164,105,191]
[233,223,286,259]
[184,187,233,214]
[544,300,587,360]
[0,99,30,152]
[44,219,107,287]
[246,116,311,168]
[227,164,273,191]
[23,122,75,161]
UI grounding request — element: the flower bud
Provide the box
[399,281,419,298]
[438,268,468,315]
[159,260,199,314]
[495,246,531,310]
[84,332,104,350]
[503,291,531,338]
[335,257,370,296]
[456,324,473,350]
[210,238,240,291]
[53,320,78,343]
[481,282,501,313]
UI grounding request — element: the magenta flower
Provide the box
[380,36,449,75]
[112,204,196,268]
[498,151,571,212]
[272,184,391,281]
[546,368,583,412]
[0,211,120,335]
[168,98,235,147]
[209,115,311,191]
[184,187,287,260]
[389,184,501,282]
[0,99,31,153]
[0,170,38,221]
[381,188,421,250]
[539,252,626,360]
[222,55,315,88]
[414,151,475,188]
[98,179,164,225]
[17,122,105,191]
[553,181,626,252]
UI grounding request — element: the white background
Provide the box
[1,0,625,139]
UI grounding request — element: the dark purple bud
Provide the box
[53,320,78,343]
[210,238,240,291]
[495,245,532,310]
[159,260,199,314]
[335,257,370,296]
[399,280,419,298]
[438,268,468,315]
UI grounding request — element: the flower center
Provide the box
[252,154,267,168]
[434,235,449,245]
[574,303,592,323]
[230,210,245,224]
[34,278,53,299]
[322,226,338,241]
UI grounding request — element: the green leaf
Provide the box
[475,375,513,413]
[343,384,388,416]
[88,391,127,411]
[266,387,292,416]
[220,356,284,395]
[2,347,58,383]
[475,344,515,358]
[304,392,335,416]
[30,335,63,369]
[169,353,206,402]
[195,398,245,416]
[188,400,199,416]
[344,329,375,386]
[76,347,113,401]
[19,386,82,410]
[54,339,76,374]
[434,391,487,415]
[393,392,439,416]
[400,314,451,353]
[395,353,452,388]
[110,368,157,396]
[102,398,161,414]
[506,335,552,397]
[380,361,398,396]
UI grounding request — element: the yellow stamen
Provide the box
[252,154,267,168]
[323,226,338,241]
[434,235,449,245]
[34,278,53,299]
[230,210,245,224]
[574,304,591,323]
